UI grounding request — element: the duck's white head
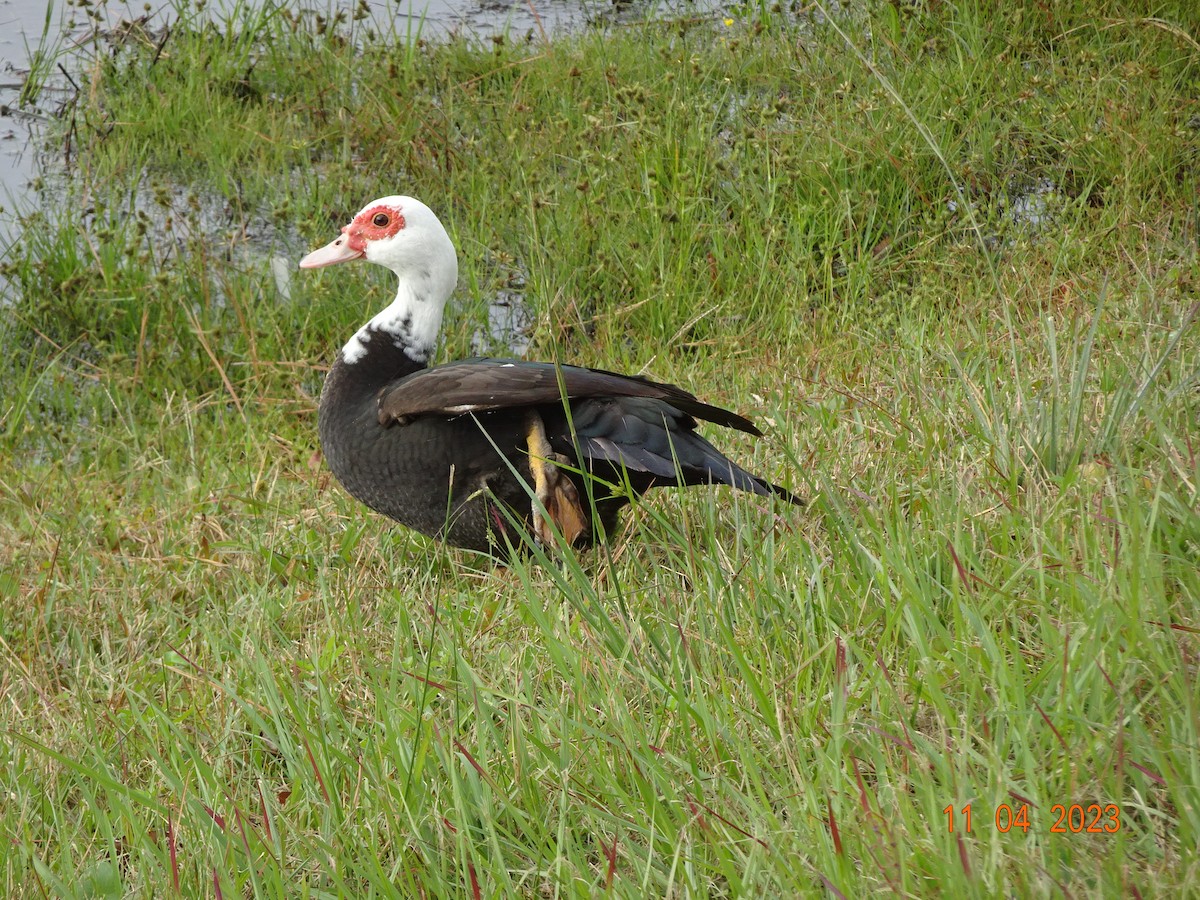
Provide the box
[301,195,459,365]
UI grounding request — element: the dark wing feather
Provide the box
[567,396,800,503]
[377,358,763,435]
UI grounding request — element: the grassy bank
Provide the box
[2,0,1198,895]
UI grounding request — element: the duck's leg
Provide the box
[524,411,588,548]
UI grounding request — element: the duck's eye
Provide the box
[372,213,390,227]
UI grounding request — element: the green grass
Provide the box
[2,0,1198,895]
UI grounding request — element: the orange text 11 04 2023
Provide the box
[942,803,1121,834]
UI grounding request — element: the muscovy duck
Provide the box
[300,195,798,555]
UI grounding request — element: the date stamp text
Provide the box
[943,803,1121,834]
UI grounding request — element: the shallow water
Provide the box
[0,0,52,202]
[1,0,725,355]
[0,0,685,222]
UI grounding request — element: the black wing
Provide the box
[562,396,801,504]
[377,358,763,435]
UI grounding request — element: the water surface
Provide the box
[0,0,669,220]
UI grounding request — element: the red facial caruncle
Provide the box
[343,205,406,253]
[299,201,410,270]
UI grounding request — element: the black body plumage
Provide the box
[318,335,798,554]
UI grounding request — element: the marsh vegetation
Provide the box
[2,0,1198,894]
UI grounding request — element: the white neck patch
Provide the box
[341,277,445,365]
